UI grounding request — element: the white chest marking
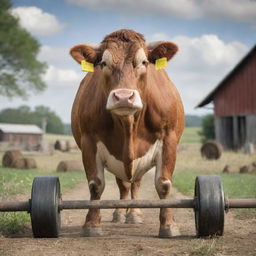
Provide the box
[96,140,163,182]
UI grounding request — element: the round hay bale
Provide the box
[54,140,68,151]
[13,158,26,169]
[56,160,83,172]
[200,140,223,160]
[248,163,256,173]
[2,150,23,168]
[25,158,37,169]
[222,165,237,173]
[222,165,230,173]
[250,166,256,173]
[239,165,249,174]
[54,140,61,151]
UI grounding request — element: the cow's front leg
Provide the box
[126,179,143,224]
[81,136,105,237]
[112,177,131,223]
[155,133,180,238]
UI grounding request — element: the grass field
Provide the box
[0,136,84,235]
[0,168,85,236]
[0,167,85,200]
[180,127,201,144]
[174,142,256,219]
[0,162,85,236]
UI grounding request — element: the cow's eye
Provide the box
[100,61,107,68]
[142,60,148,67]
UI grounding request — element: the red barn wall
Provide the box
[213,53,256,117]
[0,132,42,150]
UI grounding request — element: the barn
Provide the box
[197,45,256,150]
[0,123,43,151]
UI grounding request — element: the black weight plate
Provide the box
[194,175,225,237]
[30,176,61,238]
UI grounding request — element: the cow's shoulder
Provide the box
[144,65,183,133]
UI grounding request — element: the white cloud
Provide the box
[38,45,83,85]
[156,33,249,114]
[168,34,248,71]
[67,0,256,23]
[38,46,73,68]
[11,6,65,36]
[42,65,82,86]
[200,0,256,23]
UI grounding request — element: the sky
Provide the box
[0,0,255,123]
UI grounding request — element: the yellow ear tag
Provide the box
[81,60,94,72]
[155,57,167,70]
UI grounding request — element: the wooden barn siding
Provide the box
[213,54,256,117]
[1,133,42,145]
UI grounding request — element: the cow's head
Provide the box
[70,30,178,117]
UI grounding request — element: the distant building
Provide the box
[0,123,43,151]
[197,45,256,150]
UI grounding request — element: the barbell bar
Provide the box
[0,175,255,238]
[1,198,256,212]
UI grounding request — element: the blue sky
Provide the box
[1,0,255,122]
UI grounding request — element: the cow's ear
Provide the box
[147,42,178,63]
[70,44,101,65]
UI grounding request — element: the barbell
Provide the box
[0,175,255,238]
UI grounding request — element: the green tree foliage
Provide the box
[198,114,215,142]
[0,105,65,134]
[0,0,47,97]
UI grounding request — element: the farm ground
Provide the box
[0,129,256,255]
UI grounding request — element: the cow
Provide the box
[70,29,184,237]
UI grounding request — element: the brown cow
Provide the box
[70,29,184,237]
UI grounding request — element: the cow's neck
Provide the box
[112,114,139,180]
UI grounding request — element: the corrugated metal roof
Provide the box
[196,45,256,108]
[0,123,43,134]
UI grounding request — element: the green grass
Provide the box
[173,169,256,218]
[174,170,256,198]
[0,166,85,236]
[0,212,30,236]
[191,239,220,255]
[180,127,201,144]
[0,166,85,199]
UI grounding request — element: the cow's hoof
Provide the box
[158,225,180,238]
[82,226,103,237]
[112,211,125,223]
[125,212,143,224]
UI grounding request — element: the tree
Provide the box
[0,105,32,124]
[33,106,65,134]
[0,105,65,134]
[0,0,47,97]
[198,114,215,143]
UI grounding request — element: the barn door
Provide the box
[237,116,246,148]
[233,116,246,150]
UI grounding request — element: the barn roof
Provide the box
[0,123,43,134]
[196,44,256,108]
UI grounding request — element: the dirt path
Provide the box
[1,169,256,256]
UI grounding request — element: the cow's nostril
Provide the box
[129,92,135,100]
[113,92,120,101]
